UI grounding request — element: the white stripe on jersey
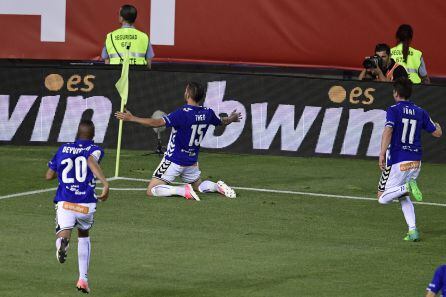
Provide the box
[165,128,177,157]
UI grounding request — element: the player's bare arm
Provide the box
[425,291,436,297]
[432,122,442,138]
[45,168,57,180]
[379,126,393,170]
[87,156,109,201]
[114,110,165,127]
[221,109,242,125]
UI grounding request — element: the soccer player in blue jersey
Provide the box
[115,82,242,201]
[377,78,442,241]
[45,120,109,294]
[426,265,446,296]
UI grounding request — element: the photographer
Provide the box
[359,43,407,82]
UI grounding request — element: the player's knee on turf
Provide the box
[146,180,159,197]
[146,187,154,197]
[377,191,383,199]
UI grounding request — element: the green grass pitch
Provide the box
[0,146,445,297]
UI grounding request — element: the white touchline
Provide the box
[0,187,57,200]
[109,176,446,208]
[0,177,119,201]
[1,176,446,208]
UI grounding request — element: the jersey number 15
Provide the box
[189,124,207,146]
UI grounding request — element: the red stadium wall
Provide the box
[1,0,445,76]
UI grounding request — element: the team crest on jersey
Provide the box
[183,107,193,112]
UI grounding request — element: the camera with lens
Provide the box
[363,55,383,69]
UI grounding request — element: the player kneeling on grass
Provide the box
[115,82,241,201]
[45,120,109,294]
[377,78,442,242]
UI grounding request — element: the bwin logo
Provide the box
[202,81,386,157]
[0,95,112,143]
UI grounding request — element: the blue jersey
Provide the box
[427,265,446,296]
[162,105,222,166]
[48,139,104,204]
[385,101,436,165]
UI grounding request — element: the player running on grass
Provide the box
[377,78,441,241]
[115,82,241,201]
[45,120,109,294]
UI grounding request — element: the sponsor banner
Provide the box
[1,66,445,162]
[0,0,445,76]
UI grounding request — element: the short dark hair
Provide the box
[120,4,137,24]
[77,119,95,140]
[185,82,206,103]
[375,43,390,55]
[393,77,412,99]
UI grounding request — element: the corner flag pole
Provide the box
[114,47,130,177]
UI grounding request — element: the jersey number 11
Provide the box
[401,118,417,144]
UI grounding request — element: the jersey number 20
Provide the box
[61,156,87,183]
[401,118,417,144]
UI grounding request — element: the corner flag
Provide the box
[114,49,130,177]
[115,51,130,108]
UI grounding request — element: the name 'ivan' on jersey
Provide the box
[385,101,436,165]
[48,139,104,204]
[163,105,222,166]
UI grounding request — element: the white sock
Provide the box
[400,196,416,230]
[151,185,186,197]
[378,184,408,204]
[198,180,218,193]
[78,237,91,282]
[56,237,62,250]
[56,237,69,250]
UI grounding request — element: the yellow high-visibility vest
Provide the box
[105,27,149,65]
[391,43,422,84]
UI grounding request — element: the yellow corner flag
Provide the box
[114,49,130,177]
[115,50,130,108]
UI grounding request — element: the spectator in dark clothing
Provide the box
[359,43,408,82]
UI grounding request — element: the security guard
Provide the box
[391,24,429,84]
[101,4,154,68]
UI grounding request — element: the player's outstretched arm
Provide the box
[221,109,242,126]
[45,168,56,180]
[432,122,442,138]
[379,126,393,170]
[425,290,436,297]
[87,156,109,201]
[114,110,165,127]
